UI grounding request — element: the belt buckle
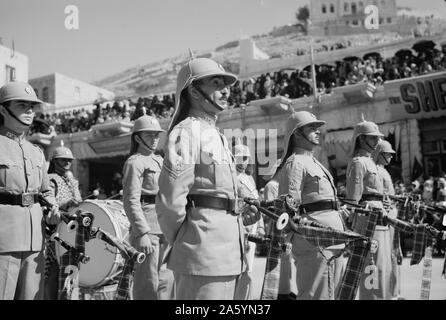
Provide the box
[334,201,340,210]
[21,193,34,207]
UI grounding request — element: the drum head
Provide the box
[55,200,129,288]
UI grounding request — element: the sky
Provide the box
[1,0,446,84]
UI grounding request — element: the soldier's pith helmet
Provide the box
[372,139,395,162]
[376,140,395,154]
[133,115,164,133]
[52,144,74,160]
[0,81,43,106]
[168,57,237,132]
[280,111,326,164]
[350,119,384,154]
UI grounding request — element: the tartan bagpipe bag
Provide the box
[245,195,368,300]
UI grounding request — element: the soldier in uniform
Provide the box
[156,57,260,300]
[0,81,60,300]
[263,159,297,300]
[372,139,402,300]
[234,143,265,300]
[122,115,174,300]
[44,143,82,299]
[345,119,392,300]
[277,111,345,300]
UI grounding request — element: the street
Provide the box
[251,255,446,300]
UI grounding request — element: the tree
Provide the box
[295,6,310,35]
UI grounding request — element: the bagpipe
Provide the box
[244,195,369,300]
[245,194,446,300]
[38,195,145,300]
[339,195,446,300]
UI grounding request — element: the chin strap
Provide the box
[4,106,30,127]
[379,153,390,165]
[192,84,224,111]
[137,134,156,151]
[365,139,376,152]
[296,128,318,146]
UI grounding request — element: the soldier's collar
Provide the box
[293,146,314,157]
[189,108,217,126]
[355,148,372,157]
[0,126,25,142]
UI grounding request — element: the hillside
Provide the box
[95,10,443,99]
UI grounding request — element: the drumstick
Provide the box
[105,190,123,200]
[82,189,100,200]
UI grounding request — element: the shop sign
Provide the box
[385,71,446,121]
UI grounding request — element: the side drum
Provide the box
[55,200,130,288]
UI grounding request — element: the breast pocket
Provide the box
[0,156,22,190]
[143,168,160,191]
[305,168,323,195]
[365,166,378,189]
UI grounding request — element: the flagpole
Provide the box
[309,37,318,105]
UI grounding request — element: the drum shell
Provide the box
[55,200,130,288]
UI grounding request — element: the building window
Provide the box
[346,20,350,25]
[5,65,16,83]
[387,17,392,23]
[379,17,384,24]
[74,86,80,101]
[322,4,327,13]
[352,19,359,26]
[381,0,386,6]
[351,3,357,14]
[330,4,335,13]
[42,87,49,102]
[344,2,349,12]
[358,1,364,9]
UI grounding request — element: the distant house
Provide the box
[29,73,115,114]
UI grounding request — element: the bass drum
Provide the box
[55,200,130,288]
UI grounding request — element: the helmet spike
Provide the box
[361,113,366,122]
[188,48,195,60]
[60,140,64,147]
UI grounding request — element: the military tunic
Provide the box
[264,177,297,298]
[377,165,401,299]
[236,171,264,299]
[122,152,174,300]
[0,127,55,299]
[156,114,245,300]
[346,148,392,300]
[278,147,345,300]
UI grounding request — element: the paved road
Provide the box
[251,255,446,300]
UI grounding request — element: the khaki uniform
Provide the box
[0,127,55,300]
[346,148,392,300]
[278,148,345,300]
[236,171,264,299]
[156,115,245,300]
[377,165,401,299]
[122,153,174,300]
[264,177,297,299]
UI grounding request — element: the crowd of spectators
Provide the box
[30,94,175,135]
[229,40,446,105]
[30,41,446,135]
